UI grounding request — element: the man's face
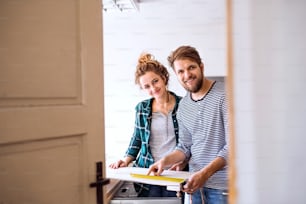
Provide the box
[173,59,204,93]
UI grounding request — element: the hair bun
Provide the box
[138,53,154,65]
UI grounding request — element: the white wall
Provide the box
[233,0,306,203]
[103,0,227,164]
[104,0,306,203]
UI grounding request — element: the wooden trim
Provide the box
[226,0,237,203]
[105,179,124,203]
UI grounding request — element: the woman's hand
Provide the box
[109,160,128,169]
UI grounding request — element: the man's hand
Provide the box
[182,171,206,194]
[168,160,188,171]
[148,150,187,175]
[147,159,166,176]
[182,156,227,194]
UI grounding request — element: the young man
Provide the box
[148,45,228,204]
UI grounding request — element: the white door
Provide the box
[0,0,106,203]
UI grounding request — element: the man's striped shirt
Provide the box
[176,81,228,190]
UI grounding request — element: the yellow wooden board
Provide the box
[107,167,192,191]
[130,173,185,183]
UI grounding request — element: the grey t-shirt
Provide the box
[150,111,176,162]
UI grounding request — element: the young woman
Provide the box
[109,53,187,197]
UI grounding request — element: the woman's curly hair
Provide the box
[135,53,169,87]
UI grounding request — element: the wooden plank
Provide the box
[106,167,192,191]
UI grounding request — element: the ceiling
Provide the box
[102,0,140,12]
[102,0,227,77]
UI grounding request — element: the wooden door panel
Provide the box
[0,108,86,143]
[0,135,84,204]
[0,0,82,107]
[0,0,105,203]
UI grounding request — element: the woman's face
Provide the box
[139,71,167,99]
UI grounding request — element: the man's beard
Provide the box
[183,75,203,93]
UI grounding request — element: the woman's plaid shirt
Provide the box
[124,91,182,168]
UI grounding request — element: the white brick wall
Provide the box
[103,0,227,164]
[104,0,306,203]
[233,0,306,203]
